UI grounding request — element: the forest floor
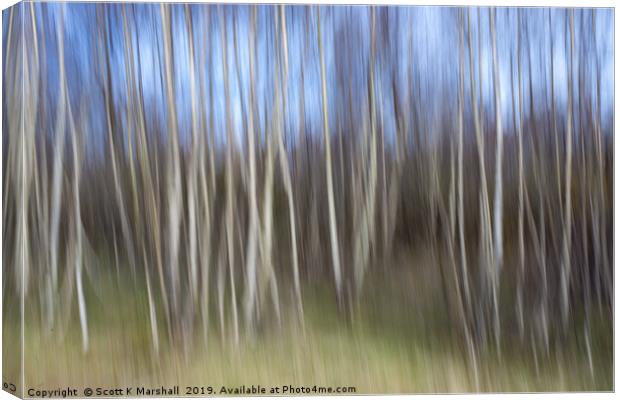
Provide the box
[5,250,613,394]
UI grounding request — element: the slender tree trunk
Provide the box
[560,10,574,330]
[219,5,240,344]
[353,7,378,297]
[512,12,525,340]
[160,4,184,339]
[243,6,264,333]
[317,6,343,304]
[68,91,88,353]
[457,10,478,386]
[48,6,69,329]
[489,8,503,353]
[467,9,494,344]
[276,5,304,323]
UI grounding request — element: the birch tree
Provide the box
[560,10,574,330]
[317,6,343,303]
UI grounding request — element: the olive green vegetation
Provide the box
[5,251,611,395]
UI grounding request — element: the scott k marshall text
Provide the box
[85,386,180,396]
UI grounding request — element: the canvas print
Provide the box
[2,2,613,397]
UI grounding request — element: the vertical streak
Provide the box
[317,6,343,301]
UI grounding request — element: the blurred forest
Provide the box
[2,3,613,393]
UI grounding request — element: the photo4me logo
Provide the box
[280,385,356,395]
[218,385,356,395]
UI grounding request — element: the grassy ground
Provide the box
[4,254,613,395]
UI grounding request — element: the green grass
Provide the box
[4,263,613,395]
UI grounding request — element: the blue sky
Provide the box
[2,4,614,161]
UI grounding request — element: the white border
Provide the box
[0,1,615,400]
